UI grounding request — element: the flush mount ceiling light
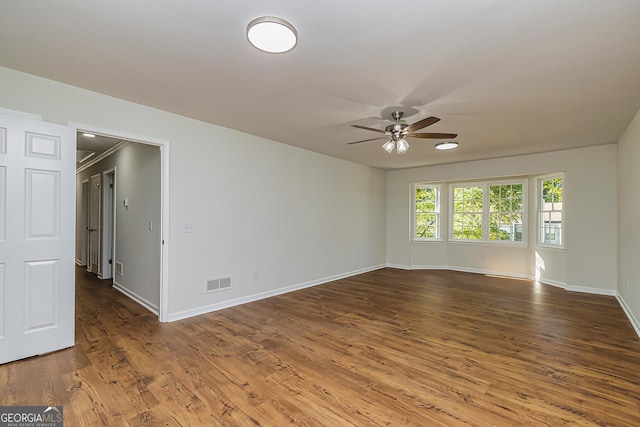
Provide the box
[435,141,459,150]
[82,133,96,138]
[247,16,297,53]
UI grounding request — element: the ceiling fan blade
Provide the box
[347,136,386,145]
[407,132,458,139]
[351,124,387,133]
[406,116,440,133]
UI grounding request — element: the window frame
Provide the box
[412,183,442,241]
[450,183,485,241]
[449,179,528,245]
[536,173,565,248]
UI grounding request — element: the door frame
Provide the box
[88,173,101,275]
[79,178,89,266]
[101,168,116,280]
[70,122,170,322]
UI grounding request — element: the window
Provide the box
[489,183,524,242]
[538,175,563,246]
[414,184,440,240]
[450,180,526,243]
[452,185,483,240]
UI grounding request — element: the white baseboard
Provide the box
[406,263,538,283]
[113,281,159,316]
[535,277,566,289]
[167,264,386,322]
[395,264,637,335]
[386,263,411,270]
[565,284,616,296]
[396,264,616,296]
[616,294,640,338]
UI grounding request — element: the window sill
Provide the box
[533,244,566,251]
[448,240,528,248]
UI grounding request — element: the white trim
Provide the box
[409,264,449,270]
[101,168,116,281]
[0,108,42,121]
[68,122,168,146]
[386,263,411,270]
[412,183,441,241]
[167,264,386,322]
[617,294,640,338]
[448,179,528,244]
[397,264,616,296]
[535,277,567,289]
[444,265,530,280]
[565,284,616,296]
[408,263,530,280]
[536,172,565,247]
[159,144,170,322]
[113,281,159,315]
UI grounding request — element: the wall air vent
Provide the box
[206,276,232,293]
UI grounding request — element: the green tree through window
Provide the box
[539,176,563,245]
[453,186,483,240]
[415,185,439,239]
[489,184,524,241]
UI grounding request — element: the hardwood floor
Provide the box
[1,267,640,426]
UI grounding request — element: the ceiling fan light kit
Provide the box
[382,140,395,153]
[247,16,297,53]
[396,138,409,154]
[349,110,458,154]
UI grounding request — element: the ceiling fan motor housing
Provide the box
[385,123,408,133]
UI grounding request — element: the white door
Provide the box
[88,173,100,274]
[100,170,115,280]
[0,112,76,364]
[80,179,89,266]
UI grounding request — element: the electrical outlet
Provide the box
[183,222,194,233]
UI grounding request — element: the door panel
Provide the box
[0,112,75,364]
[24,260,59,331]
[0,165,5,241]
[26,169,60,238]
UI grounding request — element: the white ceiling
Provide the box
[2,1,639,170]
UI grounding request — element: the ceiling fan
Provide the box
[349,111,458,154]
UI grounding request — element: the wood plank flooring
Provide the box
[2,267,640,426]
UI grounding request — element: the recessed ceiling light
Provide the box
[82,133,96,138]
[435,141,459,150]
[247,16,297,53]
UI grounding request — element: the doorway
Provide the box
[73,123,170,322]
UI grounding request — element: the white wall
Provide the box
[618,108,640,333]
[76,143,161,312]
[0,66,387,321]
[387,144,618,293]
